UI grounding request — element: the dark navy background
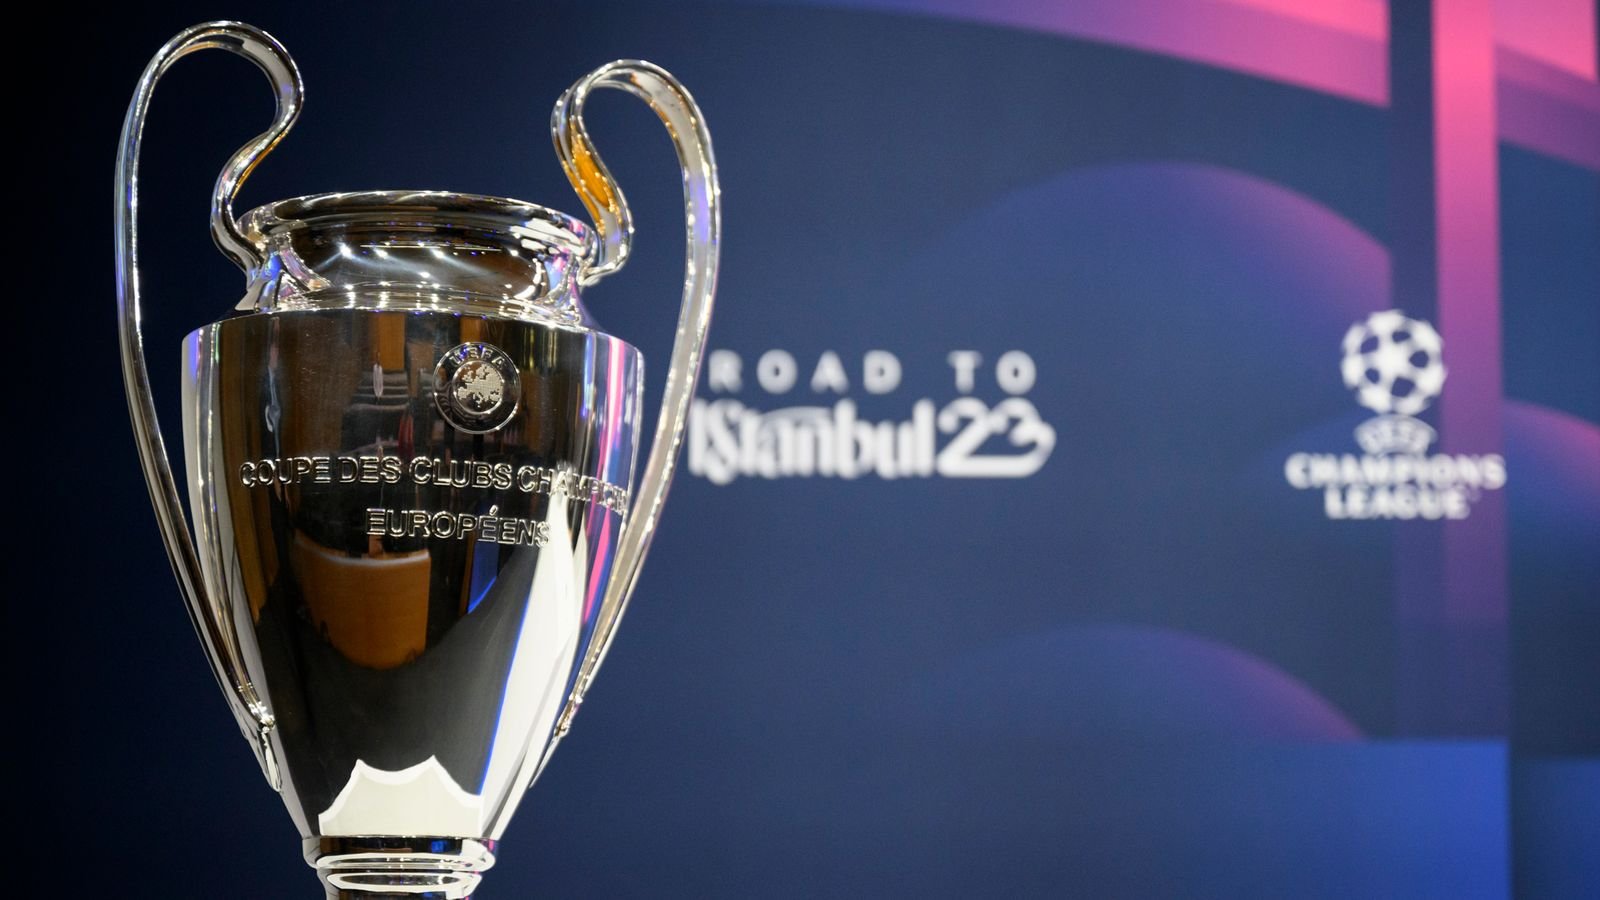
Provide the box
[32,2,1597,897]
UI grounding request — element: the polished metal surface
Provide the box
[238,191,595,323]
[548,58,721,745]
[117,20,720,896]
[308,837,496,899]
[184,306,641,862]
[116,19,303,792]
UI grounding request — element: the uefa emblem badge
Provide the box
[434,342,522,433]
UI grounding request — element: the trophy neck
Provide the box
[239,191,596,326]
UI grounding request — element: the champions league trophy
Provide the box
[115,22,718,897]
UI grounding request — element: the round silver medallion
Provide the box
[434,342,522,433]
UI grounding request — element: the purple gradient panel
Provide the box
[1505,402,1600,535]
[889,160,1388,350]
[1497,48,1600,170]
[744,0,1600,175]
[1386,0,1510,738]
[514,733,1509,897]
[908,625,1362,742]
[761,0,1388,103]
[885,161,1399,733]
[1435,0,1508,723]
[1505,401,1600,756]
[1434,0,1504,461]
[1494,0,1599,80]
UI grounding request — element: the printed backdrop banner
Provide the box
[40,1,1597,897]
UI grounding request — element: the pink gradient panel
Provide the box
[1493,0,1598,80]
[840,0,1388,103]
[1496,48,1600,169]
[1433,0,1507,625]
[1216,0,1387,39]
[1507,403,1600,503]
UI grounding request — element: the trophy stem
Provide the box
[305,837,495,899]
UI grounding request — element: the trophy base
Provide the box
[305,836,496,899]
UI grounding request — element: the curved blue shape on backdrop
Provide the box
[910,623,1362,741]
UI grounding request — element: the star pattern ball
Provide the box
[1340,310,1447,416]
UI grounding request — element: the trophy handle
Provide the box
[551,61,720,735]
[115,21,303,790]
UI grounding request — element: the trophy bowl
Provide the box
[115,22,718,898]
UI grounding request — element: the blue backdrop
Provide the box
[36,1,1598,897]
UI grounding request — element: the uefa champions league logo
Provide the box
[1284,310,1504,520]
[1341,310,1446,456]
[1341,310,1446,418]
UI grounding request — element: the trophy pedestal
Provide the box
[306,836,495,899]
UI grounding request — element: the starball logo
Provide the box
[688,350,1056,484]
[1283,310,1505,520]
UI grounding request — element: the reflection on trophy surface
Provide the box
[116,21,718,897]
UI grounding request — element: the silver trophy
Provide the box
[115,22,718,897]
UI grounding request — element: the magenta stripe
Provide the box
[1433,0,1508,629]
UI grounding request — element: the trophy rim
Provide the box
[240,190,593,253]
[192,306,646,357]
